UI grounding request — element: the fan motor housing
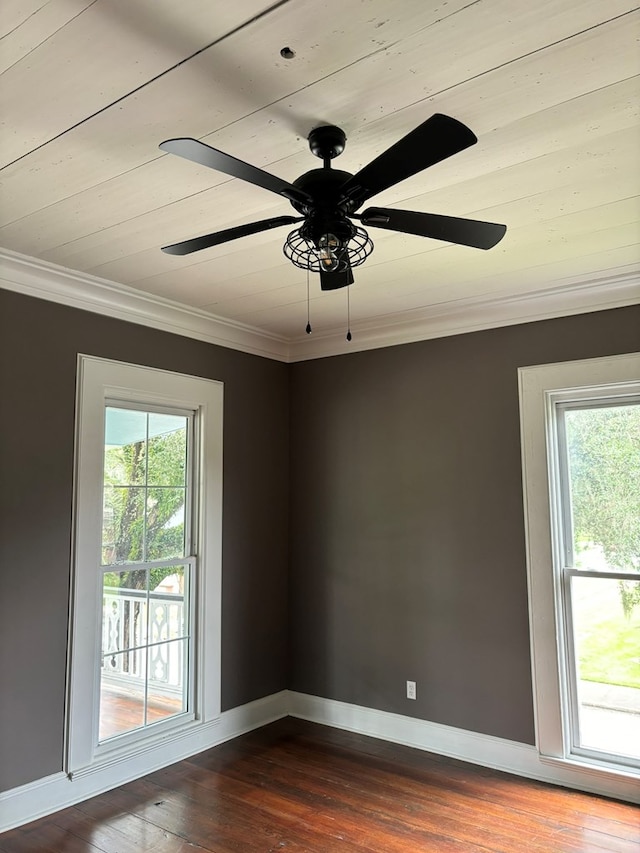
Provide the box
[290,168,354,215]
[300,214,355,248]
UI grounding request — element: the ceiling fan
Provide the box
[160,114,506,291]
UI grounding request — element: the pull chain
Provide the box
[305,268,312,334]
[346,284,352,342]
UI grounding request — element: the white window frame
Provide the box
[66,356,223,777]
[555,398,640,768]
[519,351,640,781]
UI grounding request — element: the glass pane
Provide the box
[564,404,640,573]
[147,414,187,486]
[149,566,188,642]
[104,408,147,486]
[146,488,185,560]
[571,576,640,761]
[102,569,148,652]
[99,649,146,741]
[99,567,189,742]
[146,639,188,725]
[102,486,145,564]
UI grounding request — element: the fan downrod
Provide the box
[308,125,346,162]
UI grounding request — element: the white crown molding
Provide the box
[1,248,638,363]
[0,248,290,362]
[289,269,640,361]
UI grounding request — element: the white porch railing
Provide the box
[102,587,185,698]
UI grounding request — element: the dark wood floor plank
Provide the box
[3,718,638,853]
[270,731,640,845]
[296,721,640,829]
[161,726,640,853]
[0,820,106,853]
[143,763,495,853]
[278,722,640,836]
[79,779,359,853]
[52,804,212,853]
[185,724,624,849]
[190,736,635,853]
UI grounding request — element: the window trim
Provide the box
[66,356,223,777]
[518,351,640,778]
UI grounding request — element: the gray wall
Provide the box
[0,289,290,792]
[1,287,638,794]
[289,305,640,744]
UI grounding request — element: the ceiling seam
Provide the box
[34,121,637,268]
[363,9,640,130]
[2,68,636,237]
[4,3,634,180]
[0,0,53,39]
[0,0,100,72]
[4,66,635,262]
[0,0,296,173]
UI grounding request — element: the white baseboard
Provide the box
[288,692,640,805]
[2,689,638,832]
[0,691,288,833]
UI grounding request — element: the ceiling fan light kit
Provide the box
[160,113,507,297]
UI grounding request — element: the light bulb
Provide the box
[317,233,340,271]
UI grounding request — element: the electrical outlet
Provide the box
[406,680,416,700]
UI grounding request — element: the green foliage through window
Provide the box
[102,408,189,591]
[565,403,640,616]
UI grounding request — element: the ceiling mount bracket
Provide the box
[308,125,346,162]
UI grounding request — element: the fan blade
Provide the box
[360,207,506,250]
[338,114,477,209]
[319,257,354,291]
[162,216,302,255]
[159,138,313,207]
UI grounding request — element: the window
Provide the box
[519,352,640,780]
[67,357,223,775]
[556,401,640,766]
[100,406,193,742]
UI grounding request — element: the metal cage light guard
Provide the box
[283,225,374,273]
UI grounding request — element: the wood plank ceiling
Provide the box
[1,0,639,343]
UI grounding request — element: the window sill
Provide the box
[539,752,640,784]
[69,713,218,780]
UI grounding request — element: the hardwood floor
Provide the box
[99,683,183,740]
[2,718,638,852]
